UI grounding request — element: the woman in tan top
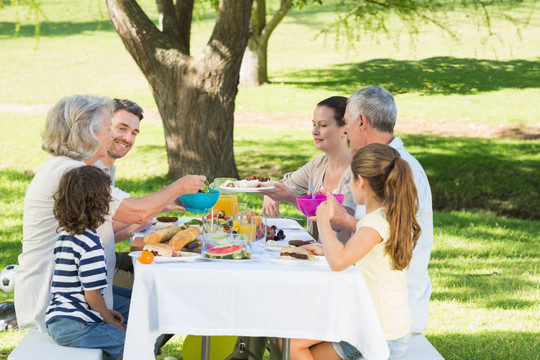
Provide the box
[261,96,355,243]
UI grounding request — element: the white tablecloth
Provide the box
[124,219,389,360]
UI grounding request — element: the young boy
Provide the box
[46,165,125,360]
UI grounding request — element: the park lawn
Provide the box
[0,0,539,358]
[0,0,539,124]
[1,115,539,359]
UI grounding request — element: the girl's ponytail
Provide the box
[351,143,421,270]
[384,158,421,270]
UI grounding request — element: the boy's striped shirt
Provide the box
[45,229,108,325]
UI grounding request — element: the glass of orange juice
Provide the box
[211,178,238,217]
[213,194,237,217]
[238,219,253,244]
[250,215,266,254]
[232,203,248,232]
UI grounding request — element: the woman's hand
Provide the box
[302,244,324,256]
[134,221,152,233]
[259,182,296,204]
[262,195,280,218]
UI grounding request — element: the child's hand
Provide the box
[316,193,353,231]
[316,193,338,223]
[302,244,324,256]
[108,309,126,331]
[109,309,124,325]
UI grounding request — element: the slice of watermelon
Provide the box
[204,245,250,259]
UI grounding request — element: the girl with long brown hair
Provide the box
[288,143,421,360]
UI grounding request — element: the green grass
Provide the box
[1,0,539,358]
[1,0,539,122]
[1,116,539,359]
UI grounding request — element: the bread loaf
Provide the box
[143,225,186,244]
[169,226,201,251]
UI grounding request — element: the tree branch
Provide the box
[261,0,293,43]
[156,0,180,39]
[175,0,194,55]
[208,0,253,63]
[252,0,266,35]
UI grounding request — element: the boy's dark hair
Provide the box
[53,165,112,236]
[113,98,144,121]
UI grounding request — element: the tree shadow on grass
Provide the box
[428,331,540,360]
[429,211,539,310]
[430,257,538,309]
[401,134,540,220]
[0,20,118,38]
[280,57,540,95]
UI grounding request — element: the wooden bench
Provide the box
[402,334,444,360]
[8,330,103,360]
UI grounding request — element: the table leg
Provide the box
[201,336,210,360]
[281,338,290,360]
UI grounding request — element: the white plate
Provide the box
[202,256,252,263]
[218,185,275,193]
[265,241,289,251]
[129,251,201,263]
[268,256,326,266]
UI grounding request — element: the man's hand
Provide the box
[178,175,207,195]
[161,197,186,212]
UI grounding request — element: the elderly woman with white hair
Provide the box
[14,94,206,333]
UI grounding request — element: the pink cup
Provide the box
[296,193,344,217]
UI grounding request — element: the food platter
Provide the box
[129,251,201,263]
[218,185,275,193]
[268,255,326,266]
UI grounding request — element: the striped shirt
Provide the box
[45,229,108,325]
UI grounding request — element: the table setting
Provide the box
[123,179,389,360]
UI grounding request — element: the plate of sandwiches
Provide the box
[266,239,316,252]
[131,224,202,262]
[129,244,201,263]
[218,176,275,193]
[269,247,326,265]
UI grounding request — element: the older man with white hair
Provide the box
[326,85,433,334]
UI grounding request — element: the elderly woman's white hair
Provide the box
[41,94,114,160]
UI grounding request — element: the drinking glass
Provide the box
[250,215,267,254]
[211,177,238,217]
[232,202,248,232]
[202,208,220,235]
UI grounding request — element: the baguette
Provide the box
[143,225,186,244]
[168,226,201,251]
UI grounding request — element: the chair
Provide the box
[8,329,102,360]
[401,334,444,360]
[182,335,237,360]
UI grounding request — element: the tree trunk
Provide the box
[240,36,269,86]
[152,61,240,179]
[105,0,252,180]
[239,0,293,87]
